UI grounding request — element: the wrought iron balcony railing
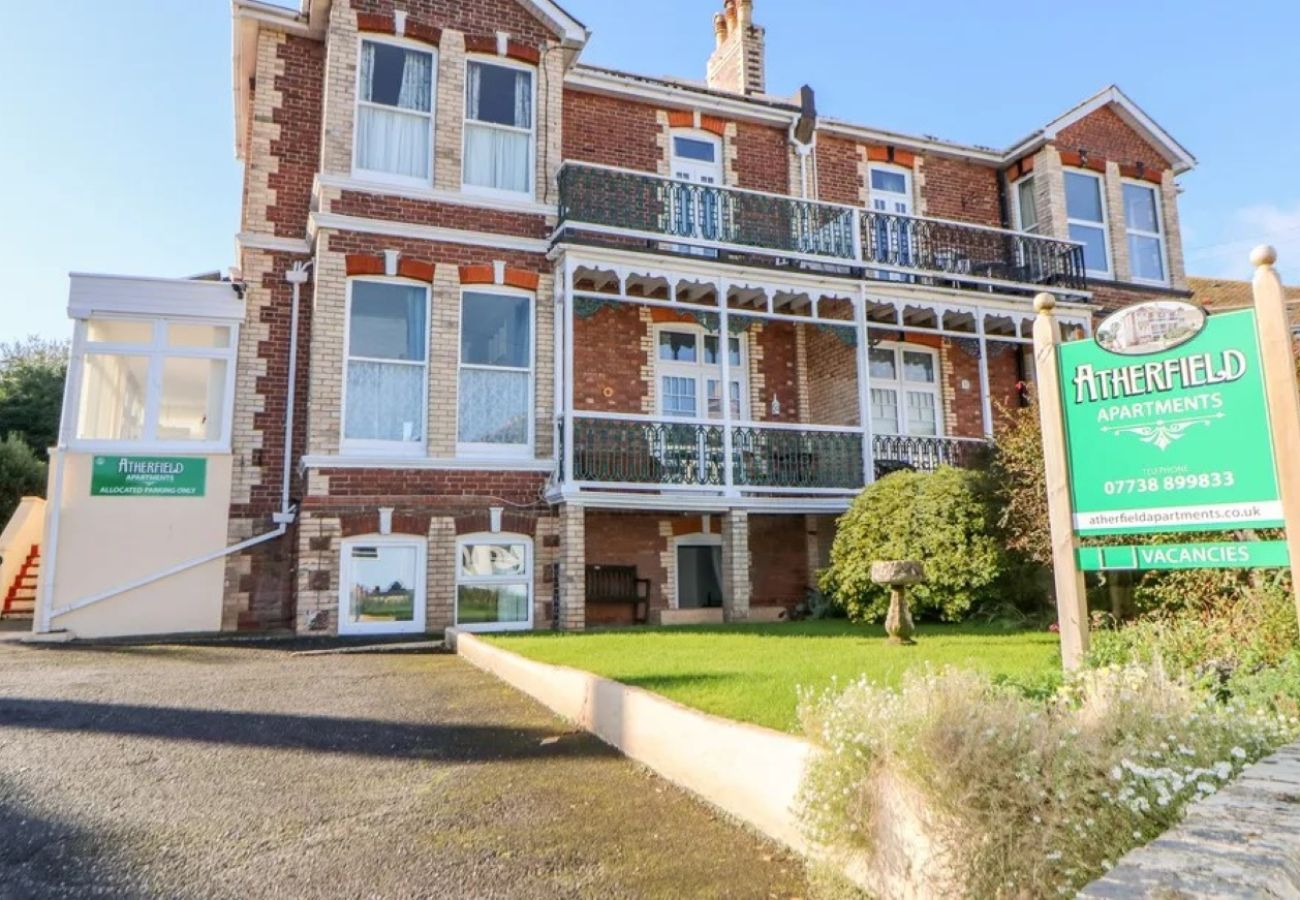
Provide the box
[558,163,858,264]
[565,416,990,494]
[732,426,864,490]
[860,211,1087,292]
[871,434,989,478]
[556,163,1088,294]
[571,416,726,486]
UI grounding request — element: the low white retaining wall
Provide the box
[448,628,812,851]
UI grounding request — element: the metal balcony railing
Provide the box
[731,426,864,490]
[860,211,1088,292]
[556,163,1088,293]
[871,434,989,478]
[564,416,990,493]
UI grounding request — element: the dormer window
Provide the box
[354,39,435,185]
[463,59,535,197]
[1065,170,1111,278]
[1123,182,1168,285]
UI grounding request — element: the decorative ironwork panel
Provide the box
[732,427,865,490]
[558,165,857,261]
[571,417,725,486]
[871,434,989,476]
[860,211,1087,292]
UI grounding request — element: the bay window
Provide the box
[354,39,435,184]
[1123,182,1167,284]
[456,534,533,631]
[73,318,235,450]
[1065,170,1111,277]
[343,280,429,454]
[463,59,534,196]
[458,291,533,454]
[868,343,942,437]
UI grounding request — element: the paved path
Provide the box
[0,641,806,899]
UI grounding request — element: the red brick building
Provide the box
[23,0,1200,638]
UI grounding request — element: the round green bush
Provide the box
[822,467,1007,622]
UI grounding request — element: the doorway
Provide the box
[676,541,723,609]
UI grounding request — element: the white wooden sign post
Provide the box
[1251,246,1300,624]
[1032,293,1089,670]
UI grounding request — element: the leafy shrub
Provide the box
[0,434,46,525]
[821,467,1008,622]
[799,664,1296,898]
[1091,582,1297,674]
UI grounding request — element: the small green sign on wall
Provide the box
[91,456,206,497]
[1058,308,1283,536]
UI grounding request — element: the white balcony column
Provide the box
[855,285,876,485]
[720,509,750,622]
[718,276,736,495]
[976,310,994,438]
[557,502,586,631]
[562,256,577,485]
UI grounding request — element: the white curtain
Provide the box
[346,361,424,442]
[458,368,528,444]
[357,43,431,180]
[464,64,531,193]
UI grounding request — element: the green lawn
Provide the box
[485,621,1063,732]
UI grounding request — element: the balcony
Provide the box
[555,163,1088,295]
[561,415,987,495]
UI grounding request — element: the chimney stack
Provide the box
[707,0,765,96]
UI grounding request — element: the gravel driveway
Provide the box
[0,639,806,899]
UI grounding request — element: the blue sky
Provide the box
[2,1,1297,342]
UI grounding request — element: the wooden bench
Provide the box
[585,565,651,625]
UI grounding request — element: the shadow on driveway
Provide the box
[0,697,611,763]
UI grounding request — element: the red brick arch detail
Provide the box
[665,110,728,137]
[345,254,435,282]
[339,511,433,538]
[458,265,540,291]
[463,34,540,64]
[865,145,917,168]
[356,13,396,34]
[452,510,540,537]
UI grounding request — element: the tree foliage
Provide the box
[821,467,1010,622]
[987,398,1052,567]
[0,336,68,460]
[0,434,46,525]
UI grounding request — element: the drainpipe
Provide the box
[43,261,311,627]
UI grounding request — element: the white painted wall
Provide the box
[0,496,46,604]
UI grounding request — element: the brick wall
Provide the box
[562,91,662,172]
[754,321,799,422]
[1055,105,1169,172]
[331,192,550,239]
[573,303,647,413]
[804,326,859,427]
[733,121,789,194]
[919,155,1002,227]
[816,135,863,205]
[749,515,807,608]
[308,468,547,505]
[268,35,324,239]
[349,0,557,46]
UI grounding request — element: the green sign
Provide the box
[1058,309,1282,536]
[1079,541,1291,572]
[91,456,207,497]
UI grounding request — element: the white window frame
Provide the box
[454,532,534,632]
[1010,174,1040,235]
[352,35,438,188]
[651,324,749,421]
[456,287,536,459]
[1122,179,1170,287]
[1064,168,1113,279]
[461,54,537,201]
[867,341,944,437]
[867,163,915,215]
[338,534,428,636]
[68,315,239,454]
[341,277,431,458]
[669,129,724,185]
